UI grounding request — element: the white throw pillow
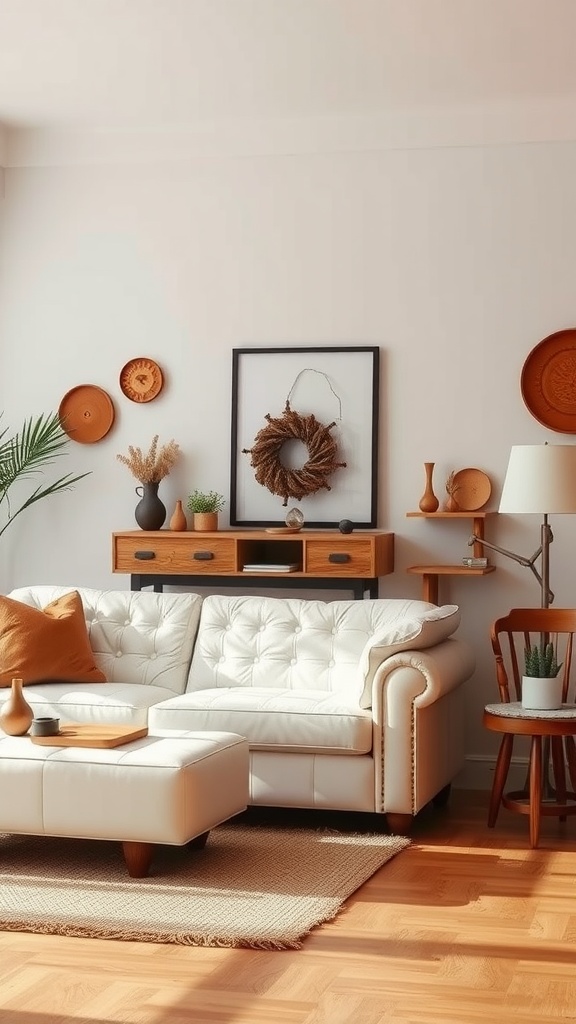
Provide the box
[357,604,461,708]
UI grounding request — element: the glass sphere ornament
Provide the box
[285,507,304,529]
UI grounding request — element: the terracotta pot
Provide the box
[0,677,34,736]
[193,512,218,532]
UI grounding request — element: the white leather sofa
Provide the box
[3,586,475,833]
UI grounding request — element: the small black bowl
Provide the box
[30,717,60,737]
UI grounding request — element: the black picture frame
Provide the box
[230,346,380,528]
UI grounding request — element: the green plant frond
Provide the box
[187,489,225,514]
[0,411,90,537]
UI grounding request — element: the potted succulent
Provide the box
[522,642,564,710]
[187,490,225,532]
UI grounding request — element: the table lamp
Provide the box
[469,443,576,607]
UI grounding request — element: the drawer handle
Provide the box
[328,552,350,564]
[193,551,214,561]
[134,550,156,561]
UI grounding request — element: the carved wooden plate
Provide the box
[58,385,115,444]
[451,468,492,511]
[119,358,164,403]
[521,329,576,433]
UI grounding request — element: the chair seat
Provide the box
[485,701,576,720]
[484,702,576,738]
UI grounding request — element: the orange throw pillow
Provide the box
[0,591,106,687]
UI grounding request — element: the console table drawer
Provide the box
[113,535,236,574]
[305,540,374,576]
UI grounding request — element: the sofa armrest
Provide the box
[369,637,476,815]
[371,637,476,714]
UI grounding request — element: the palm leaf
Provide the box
[0,412,90,537]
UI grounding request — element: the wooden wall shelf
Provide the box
[405,511,496,603]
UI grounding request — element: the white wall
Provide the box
[2,128,576,787]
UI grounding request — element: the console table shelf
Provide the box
[405,511,496,604]
[112,529,395,601]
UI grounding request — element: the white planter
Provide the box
[521,675,563,711]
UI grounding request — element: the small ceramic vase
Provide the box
[0,677,34,736]
[418,462,439,513]
[169,499,188,531]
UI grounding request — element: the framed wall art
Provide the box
[230,346,380,528]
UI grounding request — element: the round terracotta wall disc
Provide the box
[521,329,576,433]
[59,385,115,444]
[119,357,164,403]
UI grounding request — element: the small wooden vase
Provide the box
[418,462,439,513]
[0,677,34,736]
[169,499,188,531]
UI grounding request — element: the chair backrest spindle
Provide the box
[491,608,576,706]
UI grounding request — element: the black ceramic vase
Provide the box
[134,482,166,530]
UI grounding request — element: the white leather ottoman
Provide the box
[0,730,249,877]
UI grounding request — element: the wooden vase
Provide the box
[193,512,218,532]
[169,499,188,531]
[418,462,439,513]
[0,677,34,736]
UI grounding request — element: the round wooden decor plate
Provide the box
[521,329,576,433]
[119,358,164,403]
[265,527,302,534]
[59,385,115,444]
[452,468,491,511]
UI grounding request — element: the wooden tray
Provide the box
[30,724,148,748]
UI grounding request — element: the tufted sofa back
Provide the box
[185,594,439,696]
[8,586,203,695]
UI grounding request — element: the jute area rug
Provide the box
[0,822,409,949]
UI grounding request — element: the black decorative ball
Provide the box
[338,519,354,534]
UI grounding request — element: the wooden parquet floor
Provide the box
[1,791,576,1024]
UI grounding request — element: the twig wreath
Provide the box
[242,369,347,506]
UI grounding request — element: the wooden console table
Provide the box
[112,529,395,600]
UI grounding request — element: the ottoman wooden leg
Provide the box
[122,841,154,878]
[188,830,210,850]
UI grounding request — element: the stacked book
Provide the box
[242,563,299,573]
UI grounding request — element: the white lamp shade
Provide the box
[499,444,576,514]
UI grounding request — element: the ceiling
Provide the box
[2,0,576,132]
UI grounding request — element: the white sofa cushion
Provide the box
[8,586,203,696]
[357,604,461,708]
[186,594,441,700]
[149,687,373,754]
[11,681,175,728]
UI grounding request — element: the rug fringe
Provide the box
[0,918,305,949]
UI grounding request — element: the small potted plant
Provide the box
[522,641,564,710]
[187,490,225,532]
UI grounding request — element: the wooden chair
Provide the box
[484,607,576,848]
